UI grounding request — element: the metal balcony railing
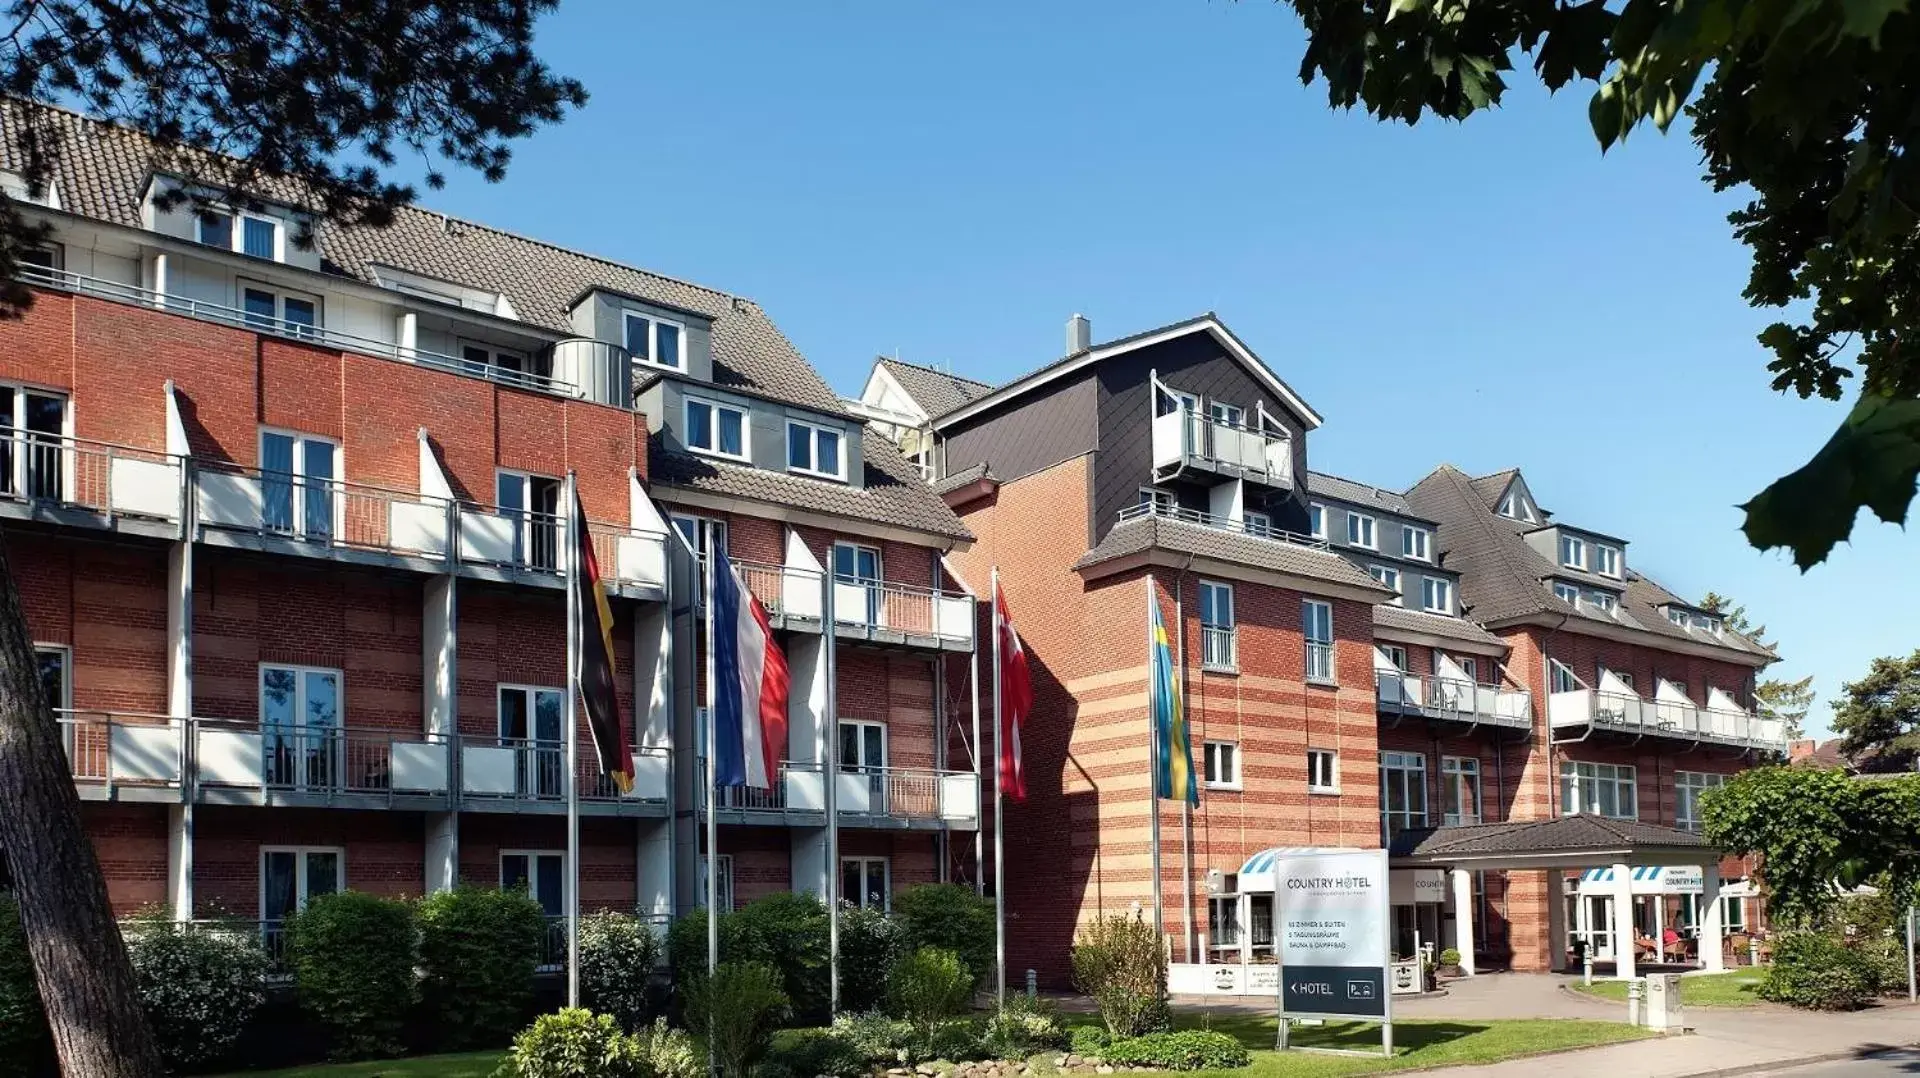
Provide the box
[194,721,456,801]
[831,574,976,647]
[1150,404,1293,486]
[451,505,666,589]
[1305,641,1335,682]
[1117,502,1329,551]
[1547,689,1787,749]
[0,430,183,522]
[698,759,980,823]
[455,735,671,804]
[19,264,581,399]
[58,711,185,790]
[1375,672,1533,729]
[1201,626,1237,669]
[195,462,456,559]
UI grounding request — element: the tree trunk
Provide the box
[0,525,164,1077]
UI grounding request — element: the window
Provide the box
[18,245,61,273]
[0,384,68,501]
[1498,489,1536,522]
[196,211,233,249]
[259,430,337,540]
[260,664,341,789]
[242,217,277,259]
[1591,592,1618,615]
[838,719,887,789]
[624,311,685,370]
[1308,503,1326,539]
[786,420,845,480]
[1302,599,1334,682]
[239,281,320,338]
[685,397,748,460]
[1346,512,1377,549]
[1598,666,1633,690]
[1402,525,1432,561]
[499,684,566,798]
[1308,748,1339,793]
[1199,580,1236,670]
[1441,757,1481,825]
[1559,534,1587,570]
[1667,608,1690,628]
[1380,644,1409,672]
[199,210,282,260]
[501,851,567,916]
[1379,751,1427,839]
[1454,655,1478,682]
[1561,761,1637,819]
[1208,891,1242,953]
[1203,740,1240,789]
[261,847,341,926]
[1549,659,1578,694]
[1552,581,1580,604]
[1208,401,1245,427]
[1138,487,1176,514]
[671,513,728,559]
[1242,510,1271,537]
[1594,545,1621,578]
[842,857,890,911]
[1368,565,1402,604]
[35,644,70,713]
[833,542,884,627]
[459,342,537,381]
[497,470,562,571]
[1675,771,1727,832]
[1691,613,1723,635]
[1422,577,1454,615]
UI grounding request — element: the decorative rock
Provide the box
[1095,1066,1114,1074]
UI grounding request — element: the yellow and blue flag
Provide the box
[1151,599,1198,805]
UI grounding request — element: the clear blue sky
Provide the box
[418,0,1910,739]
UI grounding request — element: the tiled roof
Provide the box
[877,358,991,419]
[1389,815,1712,860]
[1467,469,1518,509]
[4,102,848,417]
[930,461,995,496]
[1073,515,1391,594]
[1305,471,1419,517]
[1404,464,1771,662]
[1371,605,1506,648]
[650,429,971,542]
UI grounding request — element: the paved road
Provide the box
[1750,1048,1920,1075]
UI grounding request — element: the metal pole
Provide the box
[1147,574,1163,952]
[991,566,1006,1005]
[823,563,841,1015]
[563,472,581,1007]
[1174,579,1192,964]
[970,643,983,897]
[705,537,719,980]
[1907,904,1915,1002]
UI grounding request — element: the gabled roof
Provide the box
[874,358,991,419]
[931,313,1323,430]
[1305,471,1423,519]
[1404,464,1772,664]
[1390,814,1714,865]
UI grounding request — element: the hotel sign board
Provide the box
[1275,849,1392,1022]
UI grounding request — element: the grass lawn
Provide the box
[1571,969,1770,1007]
[208,1051,502,1078]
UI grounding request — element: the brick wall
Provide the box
[13,532,170,713]
[83,803,170,913]
[192,805,425,915]
[458,815,639,911]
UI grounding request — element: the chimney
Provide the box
[1066,313,1091,354]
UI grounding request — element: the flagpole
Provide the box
[705,538,719,983]
[823,561,841,1016]
[990,566,1006,1005]
[970,639,983,898]
[1145,574,1163,952]
[564,471,581,1008]
[1174,581,1192,965]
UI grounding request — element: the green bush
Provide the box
[829,1010,917,1066]
[682,961,790,1078]
[0,896,49,1078]
[1068,1025,1112,1058]
[1102,1031,1251,1071]
[1437,948,1462,967]
[122,914,268,1069]
[979,996,1069,1059]
[892,884,996,988]
[284,890,419,1059]
[418,885,545,1049]
[581,911,664,1032]
[924,1020,983,1062]
[630,1018,701,1078]
[838,902,902,1014]
[763,1028,869,1078]
[669,895,830,1025]
[498,1008,638,1078]
[888,947,974,1048]
[1070,914,1167,1038]
[1760,931,1878,1011]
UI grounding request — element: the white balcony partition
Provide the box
[935,595,974,646]
[836,771,873,814]
[834,581,878,628]
[1373,647,1421,707]
[628,753,670,801]
[458,510,518,565]
[195,471,262,529]
[108,457,183,520]
[938,773,980,820]
[388,501,450,558]
[1151,408,1186,469]
[616,533,666,589]
[110,723,182,783]
[461,744,519,795]
[198,728,264,786]
[1548,689,1594,728]
[390,741,450,793]
[786,768,826,811]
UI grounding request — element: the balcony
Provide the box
[456,735,670,815]
[706,558,976,652]
[700,759,980,831]
[1376,672,1533,732]
[0,431,183,539]
[1151,405,1292,488]
[1547,688,1786,751]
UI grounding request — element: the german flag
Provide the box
[571,487,634,793]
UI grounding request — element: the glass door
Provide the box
[500,685,565,798]
[833,543,883,627]
[501,852,566,916]
[839,720,887,813]
[261,665,341,789]
[0,387,68,502]
[260,431,336,541]
[261,847,341,954]
[498,472,562,571]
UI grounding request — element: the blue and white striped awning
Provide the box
[1235,847,1360,891]
[1574,865,1703,895]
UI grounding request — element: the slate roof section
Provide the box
[1388,815,1712,860]
[1467,469,1520,510]
[3,102,848,417]
[930,461,995,496]
[877,358,991,418]
[1304,471,1421,518]
[1073,514,1391,594]
[1404,464,1772,662]
[1371,605,1506,648]
[649,429,971,542]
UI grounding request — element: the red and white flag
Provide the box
[994,576,1031,803]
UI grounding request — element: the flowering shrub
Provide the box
[122,913,268,1069]
[580,910,664,1032]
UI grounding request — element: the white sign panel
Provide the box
[1389,869,1448,905]
[1276,849,1390,1019]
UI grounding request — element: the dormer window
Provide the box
[1553,581,1579,604]
[1347,512,1377,550]
[1422,577,1453,615]
[196,210,282,261]
[1594,544,1621,578]
[625,312,684,370]
[685,397,747,460]
[786,420,845,480]
[1668,608,1689,628]
[1368,565,1402,605]
[1402,525,1432,562]
[1308,503,1326,539]
[1559,535,1587,570]
[1592,592,1618,615]
[1498,489,1538,523]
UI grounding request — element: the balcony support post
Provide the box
[165,502,195,918]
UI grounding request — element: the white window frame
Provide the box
[709,853,735,912]
[0,383,72,502]
[1308,502,1326,539]
[1208,401,1245,427]
[1307,748,1339,794]
[785,419,846,480]
[34,642,71,712]
[1422,576,1454,615]
[1380,644,1409,672]
[841,856,891,912]
[1346,512,1378,550]
[458,339,533,379]
[684,396,750,461]
[1549,659,1578,694]
[1675,771,1727,832]
[258,664,343,792]
[1441,756,1482,826]
[238,277,322,338]
[1594,544,1621,578]
[199,208,285,260]
[1302,599,1334,683]
[624,310,686,371]
[495,468,563,571]
[1454,655,1478,682]
[1559,534,1587,570]
[1242,509,1272,537]
[1402,525,1432,562]
[1203,739,1241,790]
[1552,581,1580,605]
[1591,591,1619,615]
[500,849,570,913]
[1368,564,1402,605]
[1379,751,1428,837]
[1560,761,1638,819]
[258,427,341,539]
[1199,580,1236,671]
[1138,486,1176,514]
[259,845,344,922]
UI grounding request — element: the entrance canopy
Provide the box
[1387,814,1720,872]
[1236,846,1357,891]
